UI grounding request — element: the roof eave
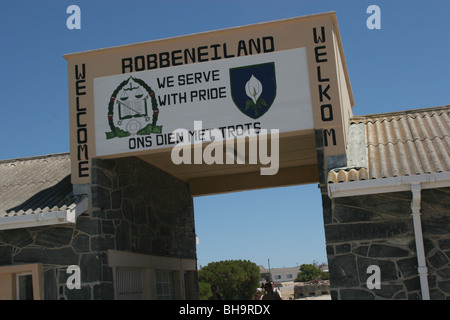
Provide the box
[328,172,450,199]
[0,196,88,231]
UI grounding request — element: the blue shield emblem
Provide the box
[229,62,277,119]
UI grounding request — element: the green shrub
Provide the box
[198,281,212,300]
[295,264,326,282]
[198,260,260,300]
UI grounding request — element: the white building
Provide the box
[259,266,300,283]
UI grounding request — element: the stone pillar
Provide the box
[89,156,196,299]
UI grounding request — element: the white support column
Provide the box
[410,183,430,300]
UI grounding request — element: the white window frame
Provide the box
[155,270,175,300]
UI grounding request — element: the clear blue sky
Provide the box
[1,1,449,269]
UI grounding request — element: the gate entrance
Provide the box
[63,12,357,300]
[61,11,450,301]
[194,184,328,300]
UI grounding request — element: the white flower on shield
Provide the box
[245,75,262,104]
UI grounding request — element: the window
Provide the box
[274,275,281,280]
[286,274,293,279]
[115,267,144,300]
[155,270,175,300]
[108,250,197,299]
[17,273,34,300]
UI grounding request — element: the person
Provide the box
[261,282,282,300]
[253,288,263,300]
[208,284,224,300]
[271,281,283,299]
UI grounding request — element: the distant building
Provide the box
[259,265,300,283]
[320,265,329,273]
[259,265,329,283]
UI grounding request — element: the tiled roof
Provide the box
[0,153,83,218]
[328,105,450,183]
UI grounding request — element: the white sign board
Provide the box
[93,48,312,157]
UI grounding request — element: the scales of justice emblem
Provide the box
[105,77,162,139]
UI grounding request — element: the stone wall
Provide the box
[294,281,330,298]
[0,156,196,299]
[90,156,196,260]
[323,187,450,300]
[0,224,93,299]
